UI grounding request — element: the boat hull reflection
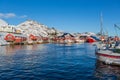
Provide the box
[95,60,120,80]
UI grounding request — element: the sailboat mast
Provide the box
[100,12,103,35]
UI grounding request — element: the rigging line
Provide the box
[114,26,118,36]
[114,24,120,37]
[100,12,103,35]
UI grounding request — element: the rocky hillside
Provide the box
[17,20,60,37]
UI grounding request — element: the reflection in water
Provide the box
[6,45,24,55]
[0,44,46,56]
[94,60,120,80]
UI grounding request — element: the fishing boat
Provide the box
[95,40,120,66]
[96,49,120,66]
[95,14,120,66]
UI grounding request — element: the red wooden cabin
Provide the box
[29,34,37,41]
[42,37,48,41]
[4,33,27,43]
[4,33,15,42]
[14,35,27,43]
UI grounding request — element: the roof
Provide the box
[58,33,74,38]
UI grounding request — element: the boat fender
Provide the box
[105,59,113,64]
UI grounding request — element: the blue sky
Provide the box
[0,0,120,36]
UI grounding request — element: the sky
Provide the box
[0,0,120,36]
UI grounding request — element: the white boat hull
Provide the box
[96,50,120,66]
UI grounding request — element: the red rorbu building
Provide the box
[28,34,49,44]
[4,33,27,44]
[4,33,15,42]
[29,34,37,41]
[52,37,59,42]
[42,37,48,41]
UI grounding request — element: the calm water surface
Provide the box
[0,43,120,80]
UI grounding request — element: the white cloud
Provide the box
[20,15,27,18]
[0,13,16,18]
[0,13,27,19]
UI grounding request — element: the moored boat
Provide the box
[96,49,120,66]
[95,40,120,66]
[94,23,120,66]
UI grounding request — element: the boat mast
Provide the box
[100,12,103,35]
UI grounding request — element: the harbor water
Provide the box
[0,43,120,80]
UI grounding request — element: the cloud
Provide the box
[0,13,27,19]
[0,13,16,18]
[20,15,27,18]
